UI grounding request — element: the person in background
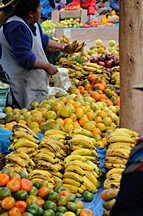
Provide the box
[110,0,119,13]
[0,0,68,108]
[41,0,56,20]
[64,0,97,23]
[110,135,143,216]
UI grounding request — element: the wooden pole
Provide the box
[120,0,143,133]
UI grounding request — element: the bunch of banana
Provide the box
[104,128,138,189]
[5,151,35,173]
[63,148,100,196]
[10,124,39,157]
[64,40,86,54]
[32,135,68,185]
[68,134,97,149]
[29,169,55,187]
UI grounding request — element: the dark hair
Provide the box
[14,0,40,18]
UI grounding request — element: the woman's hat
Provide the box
[0,0,17,9]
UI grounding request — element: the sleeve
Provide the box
[3,21,36,69]
[38,24,50,49]
[88,0,96,15]
[0,44,1,59]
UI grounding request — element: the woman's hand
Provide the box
[45,64,58,75]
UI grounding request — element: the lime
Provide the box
[48,192,58,201]
[44,201,57,211]
[67,202,77,212]
[55,186,66,193]
[44,209,55,216]
[57,206,67,213]
[83,191,94,202]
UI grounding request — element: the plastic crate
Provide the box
[0,85,9,110]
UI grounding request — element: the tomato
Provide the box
[59,191,70,198]
[7,178,21,192]
[15,201,27,213]
[0,174,9,186]
[38,187,49,198]
[1,196,15,209]
[80,209,93,216]
[9,207,21,216]
[36,196,45,207]
[21,179,32,192]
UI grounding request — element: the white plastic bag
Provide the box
[47,68,71,97]
[53,68,71,90]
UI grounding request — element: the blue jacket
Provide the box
[110,0,119,12]
[41,0,56,19]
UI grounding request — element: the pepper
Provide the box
[27,203,39,216]
[0,187,11,199]
[30,186,38,196]
[15,190,28,201]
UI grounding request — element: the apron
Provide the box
[0,16,49,109]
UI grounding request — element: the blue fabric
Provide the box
[110,0,119,12]
[3,21,49,69]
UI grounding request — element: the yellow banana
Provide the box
[87,161,100,174]
[30,174,54,183]
[107,174,121,182]
[13,124,38,138]
[72,128,94,137]
[40,139,61,152]
[65,160,94,171]
[64,172,83,183]
[65,155,88,164]
[70,135,96,149]
[63,178,81,187]
[35,153,59,164]
[6,155,27,167]
[108,135,135,143]
[38,148,55,158]
[54,176,63,184]
[83,176,97,192]
[106,149,131,159]
[31,178,46,184]
[13,130,39,143]
[104,179,120,189]
[113,128,139,137]
[12,138,38,149]
[85,171,99,187]
[78,184,86,193]
[106,168,123,178]
[71,149,97,157]
[109,142,132,150]
[63,184,79,193]
[65,165,85,176]
[50,171,63,178]
[105,162,126,169]
[30,169,52,177]
[106,156,127,165]
[16,147,36,154]
[45,129,66,136]
[83,66,97,72]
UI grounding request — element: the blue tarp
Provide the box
[0,128,106,215]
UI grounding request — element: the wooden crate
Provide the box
[52,9,88,24]
[54,26,119,47]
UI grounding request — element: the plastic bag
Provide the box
[53,68,71,90]
[47,67,71,97]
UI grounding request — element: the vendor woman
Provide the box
[0,0,67,109]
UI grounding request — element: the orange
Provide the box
[87,112,95,121]
[96,123,106,131]
[64,118,73,124]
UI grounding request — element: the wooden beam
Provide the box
[120,0,143,133]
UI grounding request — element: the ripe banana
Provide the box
[38,148,55,158]
[35,153,59,164]
[63,184,79,193]
[78,184,87,193]
[106,149,131,159]
[106,156,127,165]
[30,169,52,177]
[64,172,83,183]
[13,124,38,138]
[54,176,63,184]
[13,130,39,143]
[113,128,139,137]
[70,135,96,149]
[104,179,120,189]
[106,168,123,179]
[6,155,27,167]
[71,149,97,157]
[109,142,132,150]
[108,135,135,143]
[63,178,81,187]
[65,165,85,176]
[72,128,94,137]
[65,155,89,164]
[45,129,66,136]
[83,176,97,192]
[16,147,37,155]
[85,171,99,187]
[12,138,38,149]
[50,171,63,178]
[105,162,125,169]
